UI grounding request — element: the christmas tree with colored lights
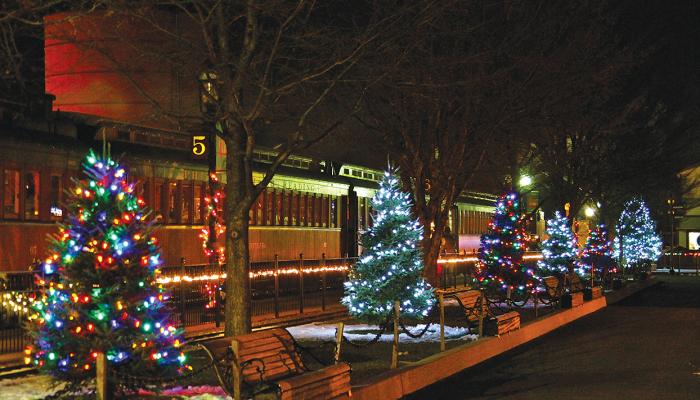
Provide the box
[27,150,187,390]
[477,192,537,294]
[614,197,663,272]
[580,224,617,279]
[342,169,434,322]
[538,211,579,276]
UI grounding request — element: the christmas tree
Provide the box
[614,197,663,271]
[537,211,578,276]
[477,192,537,294]
[27,150,187,388]
[579,224,617,278]
[342,169,434,322]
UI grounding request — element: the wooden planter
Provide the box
[561,291,584,308]
[583,286,603,301]
[485,311,520,336]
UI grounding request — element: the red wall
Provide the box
[44,12,200,130]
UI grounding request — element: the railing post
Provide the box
[321,253,327,311]
[299,253,305,314]
[534,288,539,318]
[274,255,280,318]
[179,257,186,327]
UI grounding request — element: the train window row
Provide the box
[457,209,492,235]
[0,166,373,230]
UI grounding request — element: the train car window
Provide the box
[3,169,20,218]
[291,191,298,225]
[330,196,337,228]
[308,194,315,227]
[300,193,307,226]
[24,171,40,220]
[268,190,275,225]
[367,203,373,228]
[194,184,203,224]
[253,191,263,225]
[275,191,283,225]
[359,197,366,230]
[153,180,164,223]
[168,182,178,223]
[49,174,63,221]
[321,195,328,228]
[181,182,192,224]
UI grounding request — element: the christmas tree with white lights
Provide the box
[580,224,617,278]
[538,211,579,276]
[477,192,537,294]
[342,169,434,322]
[27,150,187,390]
[614,197,663,272]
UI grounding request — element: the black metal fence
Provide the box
[0,255,354,355]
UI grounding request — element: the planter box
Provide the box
[485,311,520,336]
[583,286,603,301]
[561,292,584,308]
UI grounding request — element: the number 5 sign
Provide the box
[191,135,208,159]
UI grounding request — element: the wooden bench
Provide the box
[537,276,562,306]
[485,311,520,336]
[562,273,584,308]
[452,290,487,323]
[199,328,351,400]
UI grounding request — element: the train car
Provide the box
[0,107,495,272]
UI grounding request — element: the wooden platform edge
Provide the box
[351,296,608,400]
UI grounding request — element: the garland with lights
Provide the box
[579,224,617,279]
[614,197,663,272]
[27,150,187,391]
[342,169,434,323]
[477,192,537,294]
[199,173,226,265]
[538,211,579,276]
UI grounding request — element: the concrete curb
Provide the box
[352,279,659,400]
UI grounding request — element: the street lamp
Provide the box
[584,206,596,218]
[518,175,533,188]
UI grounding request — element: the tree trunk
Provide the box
[224,136,252,336]
[422,235,442,287]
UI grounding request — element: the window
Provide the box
[253,192,264,225]
[291,191,298,225]
[300,193,307,226]
[153,181,164,222]
[168,182,178,223]
[49,174,63,220]
[330,196,337,228]
[359,197,366,230]
[194,184,203,224]
[266,190,274,225]
[275,191,283,225]
[24,171,40,220]
[181,183,192,224]
[321,196,328,228]
[3,169,20,218]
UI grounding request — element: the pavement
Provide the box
[406,275,700,400]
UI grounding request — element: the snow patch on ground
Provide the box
[288,322,477,343]
[0,374,231,400]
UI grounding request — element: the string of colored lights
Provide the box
[26,150,188,380]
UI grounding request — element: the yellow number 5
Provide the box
[192,135,207,156]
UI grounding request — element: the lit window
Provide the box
[181,183,192,224]
[49,174,63,220]
[24,171,40,220]
[3,169,20,218]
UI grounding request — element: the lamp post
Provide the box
[199,71,221,326]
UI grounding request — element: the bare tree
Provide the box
[7,1,407,336]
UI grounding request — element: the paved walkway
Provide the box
[408,275,700,400]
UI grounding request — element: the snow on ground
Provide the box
[0,374,231,400]
[288,322,477,343]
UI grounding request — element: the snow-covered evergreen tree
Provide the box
[614,197,663,271]
[342,169,434,322]
[538,211,579,276]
